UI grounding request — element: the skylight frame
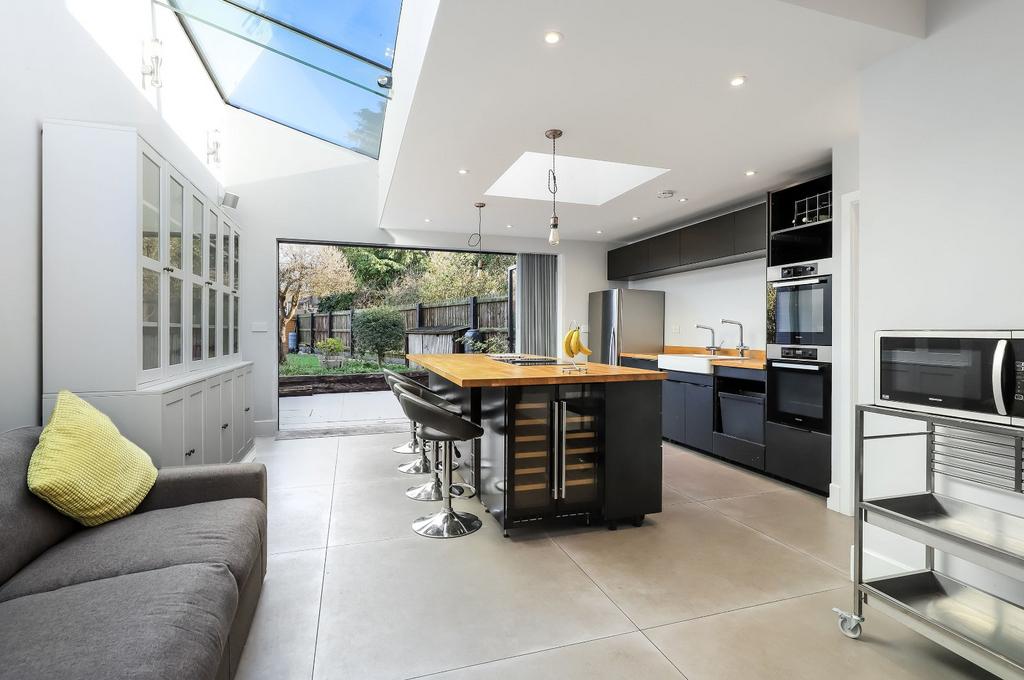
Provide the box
[160,0,401,159]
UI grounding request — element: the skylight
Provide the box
[166,0,401,159]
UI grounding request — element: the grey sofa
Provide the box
[0,426,267,680]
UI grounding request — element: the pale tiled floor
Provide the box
[236,434,992,680]
[279,391,406,432]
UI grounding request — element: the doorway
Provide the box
[276,240,516,436]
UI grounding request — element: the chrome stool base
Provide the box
[412,508,482,538]
[398,456,432,475]
[392,439,420,455]
[406,477,444,501]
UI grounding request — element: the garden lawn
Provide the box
[279,354,414,376]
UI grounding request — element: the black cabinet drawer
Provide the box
[647,230,681,271]
[621,357,658,371]
[765,421,830,494]
[681,214,734,265]
[733,204,766,255]
[713,432,765,470]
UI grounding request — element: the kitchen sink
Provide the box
[657,354,745,374]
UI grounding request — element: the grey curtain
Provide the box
[515,253,558,357]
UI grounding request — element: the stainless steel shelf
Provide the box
[863,493,1024,582]
[861,571,1024,679]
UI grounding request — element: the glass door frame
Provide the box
[164,167,188,378]
[138,140,164,385]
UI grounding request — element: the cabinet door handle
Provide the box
[185,448,195,457]
[560,401,568,500]
[551,401,559,500]
[222,423,229,429]
[244,407,251,412]
[162,266,174,272]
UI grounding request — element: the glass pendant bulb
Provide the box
[548,215,560,245]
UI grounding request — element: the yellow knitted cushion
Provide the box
[28,391,157,527]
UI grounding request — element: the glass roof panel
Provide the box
[229,0,402,68]
[185,18,387,158]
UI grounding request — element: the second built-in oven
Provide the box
[767,353,832,434]
[767,262,832,349]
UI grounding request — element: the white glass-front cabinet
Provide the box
[42,120,253,468]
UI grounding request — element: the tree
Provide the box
[418,252,515,303]
[278,245,356,363]
[352,307,405,367]
[343,247,429,294]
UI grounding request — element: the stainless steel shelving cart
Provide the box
[835,404,1024,679]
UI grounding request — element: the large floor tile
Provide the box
[267,485,334,554]
[424,632,684,679]
[312,531,636,679]
[252,435,341,457]
[662,446,788,501]
[235,549,326,680]
[646,588,994,680]
[705,489,853,573]
[334,432,418,485]
[327,476,481,547]
[553,503,846,628]
[254,445,338,490]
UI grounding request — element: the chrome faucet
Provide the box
[695,324,717,355]
[721,319,749,357]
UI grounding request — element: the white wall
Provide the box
[857,0,1024,591]
[0,0,225,432]
[629,258,767,350]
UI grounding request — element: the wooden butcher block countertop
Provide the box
[620,346,767,371]
[407,353,667,388]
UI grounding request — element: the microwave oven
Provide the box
[875,330,1024,426]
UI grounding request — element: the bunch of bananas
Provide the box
[562,326,592,358]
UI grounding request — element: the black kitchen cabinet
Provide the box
[765,421,831,494]
[733,204,767,255]
[661,371,713,453]
[681,215,734,265]
[647,231,681,271]
[607,202,766,281]
[662,380,686,443]
[683,383,714,452]
[621,357,658,371]
[607,241,650,280]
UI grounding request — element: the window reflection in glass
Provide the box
[142,269,160,370]
[142,155,160,260]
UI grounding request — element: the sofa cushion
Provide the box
[0,427,79,585]
[28,390,157,526]
[0,562,237,680]
[0,497,264,603]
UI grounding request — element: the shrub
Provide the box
[317,292,356,313]
[352,307,405,367]
[315,337,344,358]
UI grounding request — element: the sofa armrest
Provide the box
[135,463,267,514]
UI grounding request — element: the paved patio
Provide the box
[278,391,407,435]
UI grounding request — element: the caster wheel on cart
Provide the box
[632,514,645,527]
[833,609,863,639]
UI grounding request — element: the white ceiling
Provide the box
[380,0,921,243]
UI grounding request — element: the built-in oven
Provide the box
[767,261,832,350]
[875,330,1024,426]
[767,348,831,434]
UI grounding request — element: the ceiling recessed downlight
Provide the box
[730,75,747,87]
[457,168,469,175]
[744,170,757,176]
[678,197,688,203]
[506,224,513,229]
[631,216,639,221]
[596,230,603,234]
[424,218,431,223]
[544,31,562,44]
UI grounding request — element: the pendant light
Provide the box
[470,201,486,275]
[546,128,562,246]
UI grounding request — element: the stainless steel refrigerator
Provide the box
[587,289,665,365]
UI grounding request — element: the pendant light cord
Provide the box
[468,204,482,248]
[548,134,558,218]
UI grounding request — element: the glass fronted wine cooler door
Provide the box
[557,384,601,510]
[508,386,555,518]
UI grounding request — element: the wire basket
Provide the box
[793,190,832,226]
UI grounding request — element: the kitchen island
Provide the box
[407,353,666,535]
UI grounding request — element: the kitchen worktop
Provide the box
[621,346,767,370]
[407,353,666,387]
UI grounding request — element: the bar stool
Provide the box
[396,386,484,538]
[385,375,458,478]
[383,368,429,455]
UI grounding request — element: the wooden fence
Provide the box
[293,295,509,357]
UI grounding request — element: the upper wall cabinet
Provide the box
[608,202,766,281]
[42,120,244,395]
